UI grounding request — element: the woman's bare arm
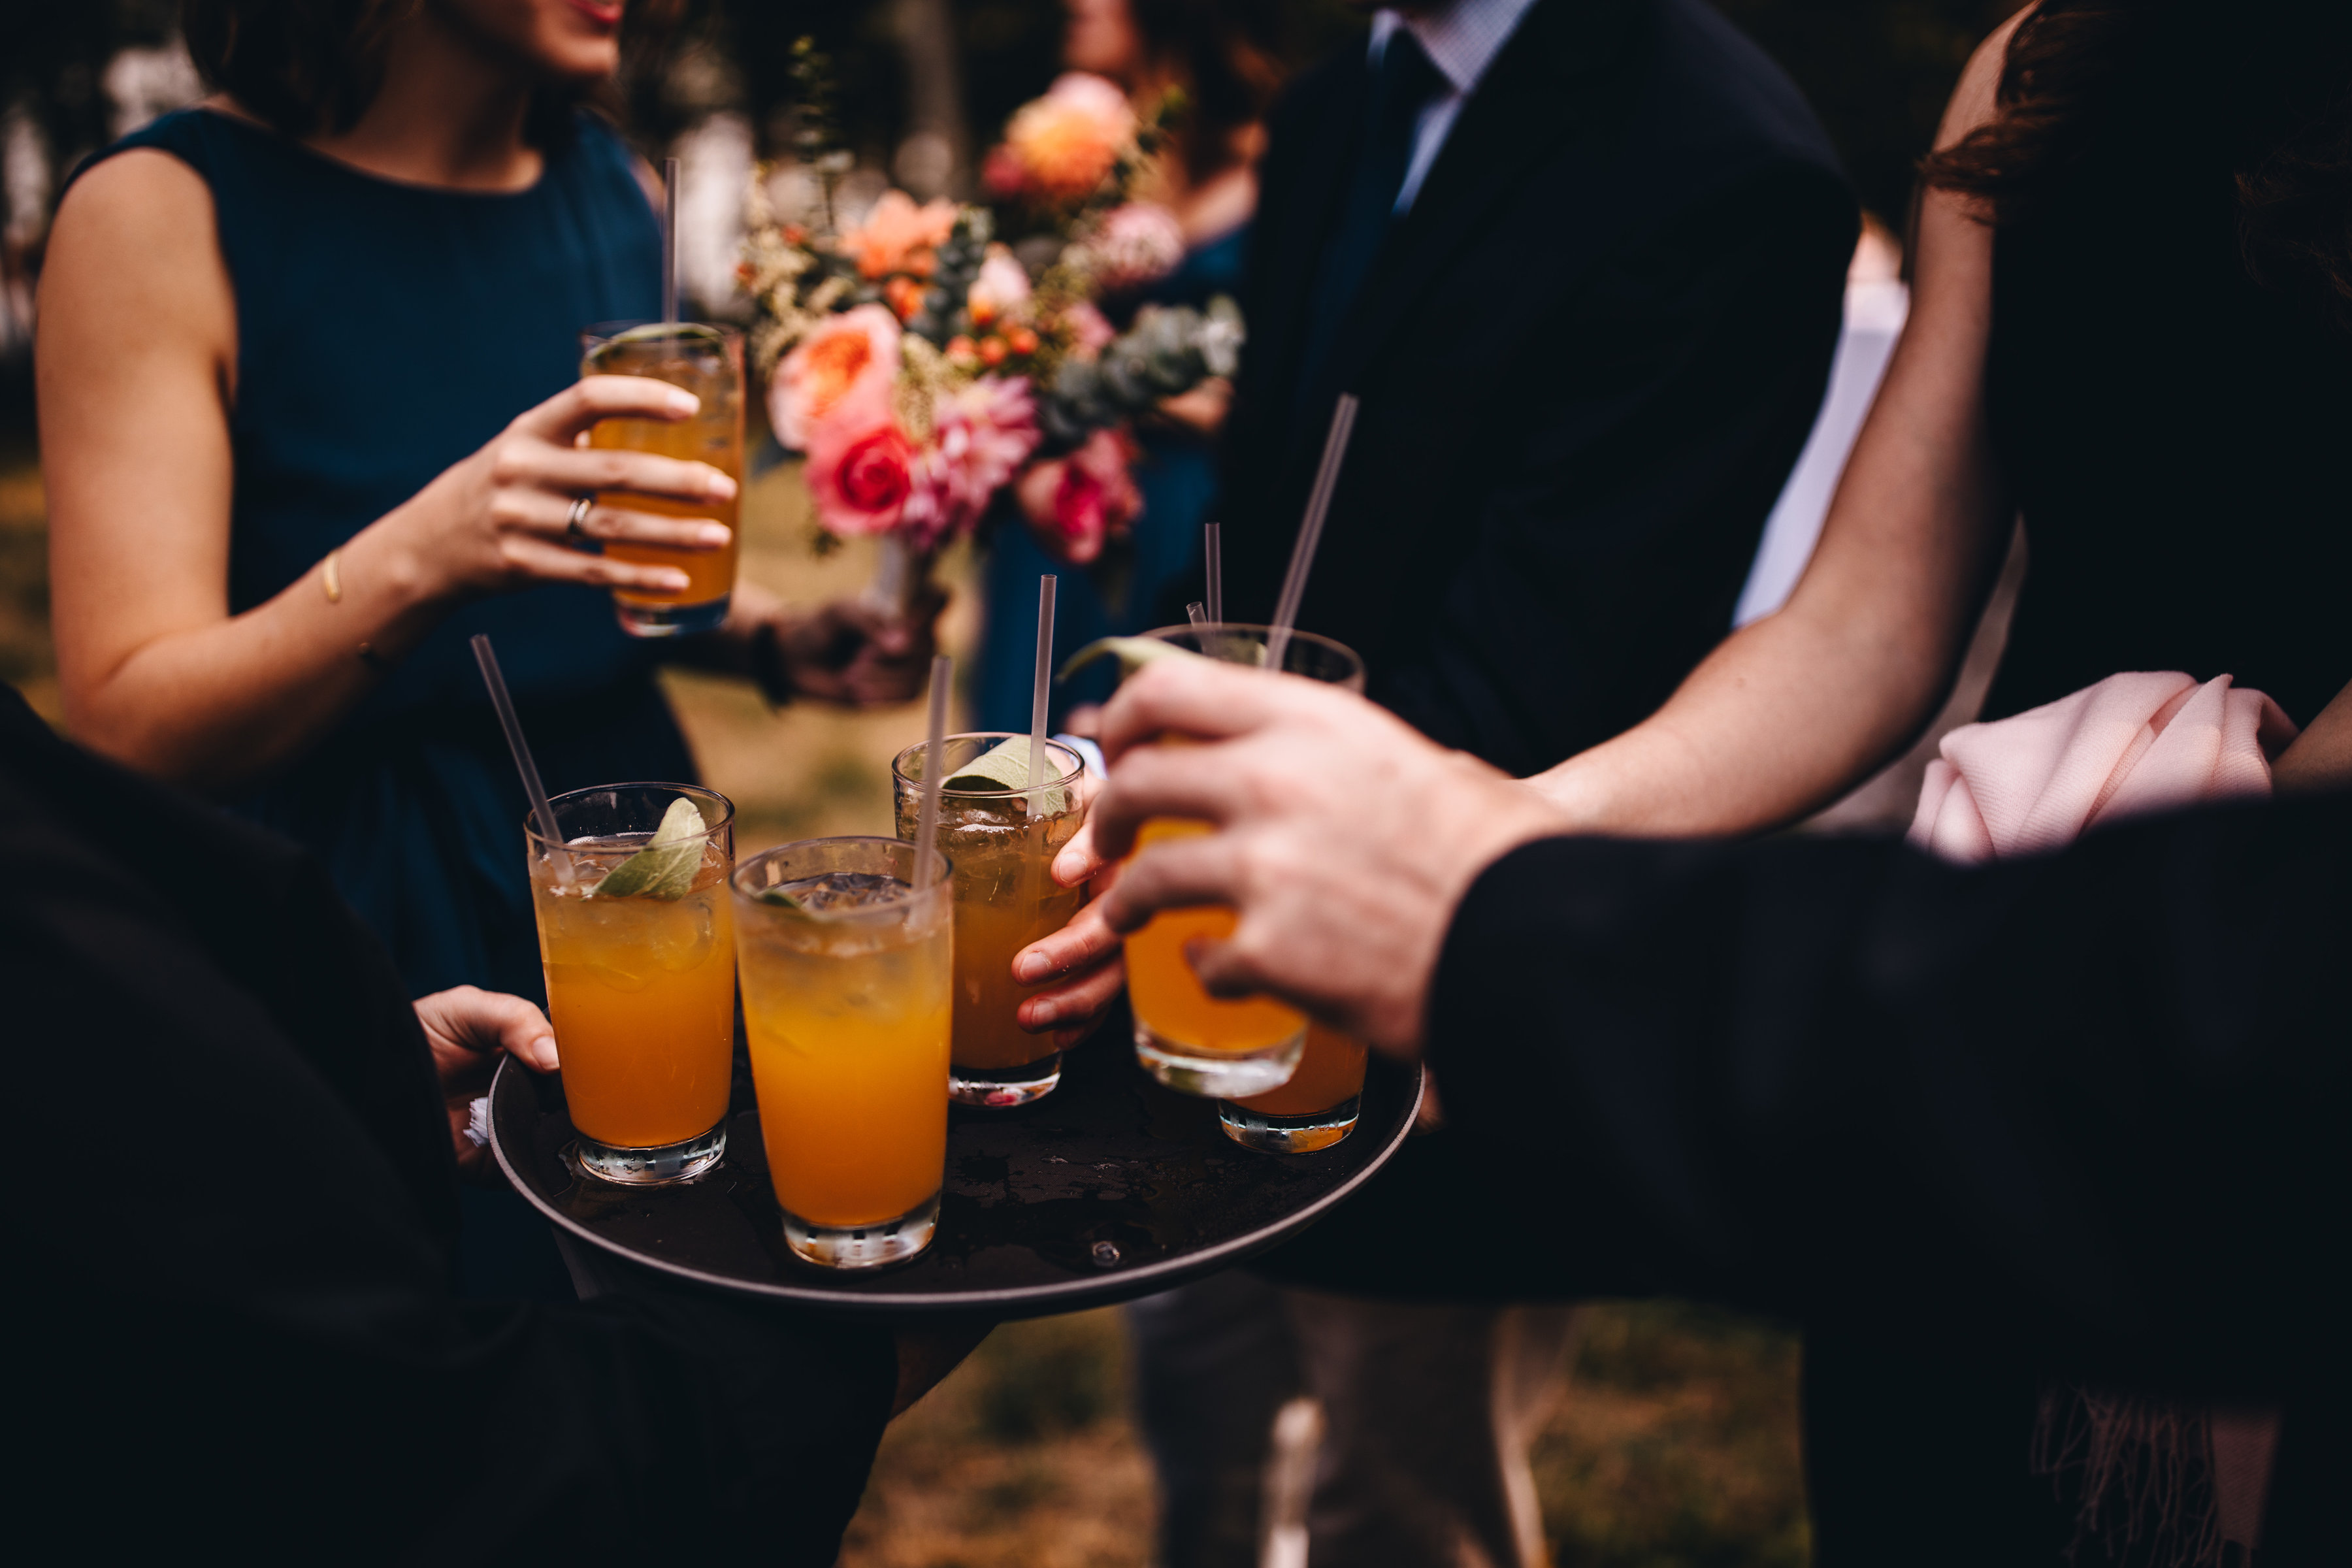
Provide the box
[40,149,733,794]
[1522,20,2024,836]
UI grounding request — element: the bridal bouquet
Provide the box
[740,67,1243,593]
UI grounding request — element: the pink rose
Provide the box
[1019,427,1141,565]
[770,304,901,451]
[807,422,915,536]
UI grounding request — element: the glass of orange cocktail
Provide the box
[1219,1024,1369,1154]
[733,837,953,1269]
[892,734,1086,1107]
[580,321,743,637]
[1124,625,1365,1098]
[528,784,736,1184]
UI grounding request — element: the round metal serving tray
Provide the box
[490,1000,1420,1318]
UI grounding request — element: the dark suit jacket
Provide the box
[1220,0,1854,774]
[0,689,893,1563]
[1267,799,2352,1561]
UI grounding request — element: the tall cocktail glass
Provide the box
[1124,625,1365,1098]
[1219,1024,1370,1153]
[580,321,743,638]
[892,734,1086,1106]
[733,837,953,1269]
[527,784,736,1184]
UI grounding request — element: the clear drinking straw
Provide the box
[1266,393,1360,674]
[1028,575,1057,811]
[913,653,952,894]
[1203,521,1222,625]
[1185,601,1208,627]
[470,632,574,888]
[661,155,681,326]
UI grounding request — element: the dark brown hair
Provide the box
[1131,0,1282,186]
[180,0,686,146]
[1920,0,2352,332]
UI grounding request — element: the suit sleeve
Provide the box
[1422,794,2352,1397]
[1394,157,1855,769]
[6,828,894,1563]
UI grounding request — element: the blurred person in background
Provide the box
[1016,0,1856,1561]
[975,0,1279,735]
[37,0,935,1297]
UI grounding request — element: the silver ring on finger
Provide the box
[564,494,596,549]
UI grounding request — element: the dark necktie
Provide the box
[1293,28,1446,418]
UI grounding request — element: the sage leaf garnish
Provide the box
[942,735,1072,815]
[592,795,706,900]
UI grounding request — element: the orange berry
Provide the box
[1006,326,1039,356]
[978,336,1009,367]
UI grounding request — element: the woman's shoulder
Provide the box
[1935,6,2034,152]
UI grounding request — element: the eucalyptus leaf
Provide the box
[592,796,707,900]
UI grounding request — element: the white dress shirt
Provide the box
[1371,0,1545,213]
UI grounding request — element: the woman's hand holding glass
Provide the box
[391,374,735,603]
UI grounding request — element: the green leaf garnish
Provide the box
[1057,636,1213,683]
[755,885,804,910]
[591,796,707,900]
[941,736,1072,814]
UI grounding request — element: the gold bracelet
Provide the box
[321,549,344,604]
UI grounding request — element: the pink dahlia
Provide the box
[902,377,1043,549]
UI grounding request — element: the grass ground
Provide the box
[1,436,1810,1565]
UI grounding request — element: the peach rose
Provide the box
[769,304,901,451]
[998,73,1135,203]
[842,190,958,280]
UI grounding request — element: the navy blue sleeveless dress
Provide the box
[79,109,697,1004]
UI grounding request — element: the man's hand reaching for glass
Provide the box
[1084,661,1566,1058]
[414,986,561,1183]
[1009,771,1128,1047]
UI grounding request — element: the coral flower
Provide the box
[998,73,1135,203]
[842,190,958,280]
[770,304,901,451]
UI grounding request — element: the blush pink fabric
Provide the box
[1908,672,2298,864]
[1908,670,2300,1561]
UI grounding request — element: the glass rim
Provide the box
[730,834,951,919]
[889,732,1086,796]
[523,781,735,849]
[581,319,744,348]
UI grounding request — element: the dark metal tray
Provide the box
[489,1000,1420,1318]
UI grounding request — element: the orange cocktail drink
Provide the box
[733,836,953,1269]
[893,735,1086,1106]
[528,785,736,1184]
[1122,625,1366,1098]
[1220,1024,1371,1154]
[581,322,743,636]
